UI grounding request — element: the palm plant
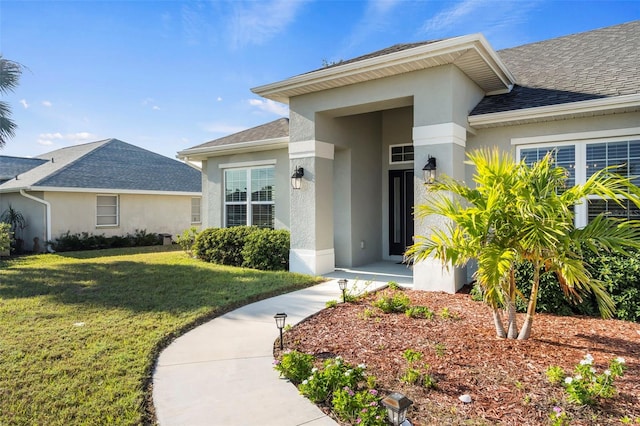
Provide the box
[0,55,24,148]
[406,147,640,340]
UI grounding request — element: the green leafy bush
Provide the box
[0,222,11,253]
[372,291,411,314]
[299,356,366,404]
[273,350,314,385]
[176,226,199,255]
[52,230,162,252]
[193,226,258,266]
[332,387,386,425]
[242,228,290,271]
[405,305,434,319]
[548,354,626,405]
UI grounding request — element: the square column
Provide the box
[288,140,335,275]
[412,123,467,293]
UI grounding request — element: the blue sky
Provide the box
[1,0,639,160]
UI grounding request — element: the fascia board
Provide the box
[252,34,515,102]
[11,187,201,196]
[469,93,640,128]
[177,137,289,160]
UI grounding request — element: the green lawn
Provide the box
[0,246,322,425]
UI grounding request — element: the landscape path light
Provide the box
[274,312,287,350]
[381,392,413,426]
[338,278,348,303]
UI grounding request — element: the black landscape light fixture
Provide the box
[291,166,304,189]
[422,156,437,184]
[381,392,413,426]
[274,312,287,350]
[338,279,348,303]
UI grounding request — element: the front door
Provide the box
[389,170,414,256]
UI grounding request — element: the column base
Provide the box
[290,248,335,275]
[413,259,466,294]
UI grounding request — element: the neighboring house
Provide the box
[178,21,640,292]
[0,139,202,252]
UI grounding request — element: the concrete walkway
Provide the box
[152,262,412,426]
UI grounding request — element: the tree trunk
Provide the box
[492,308,507,338]
[506,268,519,339]
[518,261,540,340]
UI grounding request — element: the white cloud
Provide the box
[19,99,29,109]
[248,99,288,117]
[217,97,223,102]
[42,100,52,107]
[228,0,307,48]
[417,0,541,46]
[152,105,161,111]
[37,132,96,146]
[142,98,161,110]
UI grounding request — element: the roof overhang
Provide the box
[252,34,515,104]
[469,93,640,129]
[177,137,289,161]
[0,186,200,196]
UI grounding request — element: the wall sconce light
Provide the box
[274,312,287,350]
[381,392,413,426]
[337,279,348,303]
[422,156,437,184]
[291,166,304,189]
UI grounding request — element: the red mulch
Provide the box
[275,288,640,425]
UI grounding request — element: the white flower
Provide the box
[311,367,318,373]
[302,380,308,385]
[345,370,351,376]
[575,374,582,381]
[308,376,313,381]
[564,377,573,384]
[358,363,366,369]
[615,357,626,364]
[585,353,594,362]
[590,367,596,374]
[604,370,611,376]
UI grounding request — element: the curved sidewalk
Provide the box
[152,262,411,426]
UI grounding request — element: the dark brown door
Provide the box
[389,170,414,256]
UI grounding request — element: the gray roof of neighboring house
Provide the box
[0,139,201,193]
[188,118,289,149]
[471,20,640,115]
[0,156,48,183]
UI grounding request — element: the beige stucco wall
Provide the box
[0,192,46,252]
[45,191,199,240]
[201,148,290,230]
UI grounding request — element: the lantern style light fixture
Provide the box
[338,279,348,303]
[381,392,413,426]
[422,156,437,184]
[291,166,304,189]
[274,312,287,350]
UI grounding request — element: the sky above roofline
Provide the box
[1,1,639,160]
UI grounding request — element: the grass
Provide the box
[0,246,322,425]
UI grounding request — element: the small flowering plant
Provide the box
[549,406,571,426]
[299,356,366,403]
[273,350,314,385]
[332,387,387,426]
[547,354,627,405]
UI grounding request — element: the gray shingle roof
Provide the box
[0,139,201,193]
[188,118,289,149]
[0,156,47,183]
[471,20,640,115]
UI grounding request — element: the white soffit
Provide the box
[252,34,515,104]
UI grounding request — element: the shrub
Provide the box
[332,387,386,425]
[52,230,162,252]
[299,357,366,404]
[0,222,11,253]
[405,306,434,319]
[273,350,314,385]
[488,248,640,322]
[242,228,290,271]
[194,226,258,266]
[550,354,626,405]
[176,226,199,255]
[372,291,411,314]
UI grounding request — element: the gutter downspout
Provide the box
[19,189,54,252]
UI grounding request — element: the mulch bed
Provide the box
[275,288,640,425]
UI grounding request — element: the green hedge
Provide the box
[242,228,290,271]
[53,229,162,252]
[193,226,290,271]
[473,248,640,322]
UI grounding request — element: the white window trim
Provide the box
[515,131,640,228]
[219,159,276,169]
[223,166,275,228]
[388,143,414,165]
[96,194,119,228]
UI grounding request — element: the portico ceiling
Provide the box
[252,34,515,104]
